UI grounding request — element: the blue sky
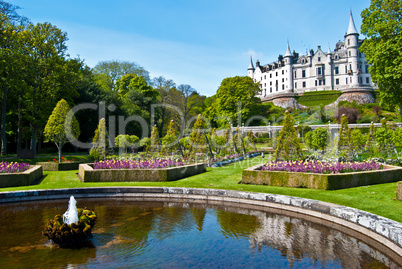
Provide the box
[13,0,371,96]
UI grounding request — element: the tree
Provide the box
[275,112,301,161]
[189,115,207,161]
[44,99,80,162]
[312,127,329,151]
[152,76,177,135]
[360,0,402,120]
[21,22,79,154]
[93,60,150,91]
[91,118,107,160]
[207,76,261,127]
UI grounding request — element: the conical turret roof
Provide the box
[284,42,292,57]
[346,11,359,35]
[248,56,255,70]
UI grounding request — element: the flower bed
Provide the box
[261,161,385,174]
[93,159,184,170]
[0,165,43,188]
[79,162,206,182]
[242,163,402,190]
[0,161,30,173]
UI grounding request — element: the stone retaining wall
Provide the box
[79,163,207,182]
[0,165,43,188]
[0,186,400,258]
[241,164,402,190]
[37,162,82,171]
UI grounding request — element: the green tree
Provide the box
[115,134,139,154]
[93,60,150,91]
[312,127,329,151]
[206,76,261,127]
[150,125,160,153]
[44,99,80,162]
[337,115,350,151]
[275,112,301,160]
[360,0,402,120]
[161,120,179,155]
[91,118,107,160]
[350,128,366,153]
[189,115,207,161]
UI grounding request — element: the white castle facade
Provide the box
[248,12,376,100]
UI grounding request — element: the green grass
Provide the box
[296,90,342,107]
[1,156,401,223]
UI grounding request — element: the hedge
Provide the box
[241,164,402,190]
[0,165,43,188]
[79,163,207,182]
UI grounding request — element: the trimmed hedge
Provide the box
[397,182,402,201]
[37,162,82,171]
[79,163,207,182]
[241,164,402,190]
[0,165,43,188]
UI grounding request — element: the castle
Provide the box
[248,12,376,108]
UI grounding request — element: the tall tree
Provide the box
[0,1,28,154]
[360,0,402,120]
[93,60,150,91]
[44,99,80,162]
[21,22,79,154]
[152,76,178,135]
[205,76,261,128]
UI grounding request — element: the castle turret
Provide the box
[284,42,293,92]
[248,56,255,79]
[345,11,359,87]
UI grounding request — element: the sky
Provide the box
[12,0,371,96]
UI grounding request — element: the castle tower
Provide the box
[284,42,293,92]
[345,11,359,87]
[248,56,255,79]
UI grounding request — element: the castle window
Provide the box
[323,80,325,85]
[346,78,348,84]
[303,81,306,88]
[270,87,272,93]
[345,66,347,73]
[264,83,266,87]
[335,55,338,60]
[295,82,297,88]
[264,89,266,96]
[302,59,305,64]
[282,70,284,75]
[366,77,370,84]
[349,51,351,57]
[317,67,322,76]
[348,39,350,45]
[270,81,272,86]
[294,71,297,78]
[349,64,352,71]
[282,78,284,83]
[335,66,339,74]
[319,80,322,86]
[336,78,339,85]
[282,85,284,90]
[315,80,317,86]
[264,75,266,79]
[350,77,352,83]
[270,74,272,78]
[302,70,306,78]
[359,77,362,84]
[365,65,369,73]
[318,57,321,62]
[276,72,278,77]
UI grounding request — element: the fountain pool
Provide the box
[0,197,400,268]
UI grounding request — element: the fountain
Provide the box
[42,196,97,248]
[63,196,79,225]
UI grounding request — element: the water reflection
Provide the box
[0,199,399,268]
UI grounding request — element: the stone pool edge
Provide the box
[0,186,401,256]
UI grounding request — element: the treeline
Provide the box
[0,2,209,155]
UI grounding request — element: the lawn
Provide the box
[0,156,401,223]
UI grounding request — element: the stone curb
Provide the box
[0,187,401,256]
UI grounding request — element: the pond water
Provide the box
[0,198,400,268]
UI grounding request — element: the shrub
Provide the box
[275,112,301,160]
